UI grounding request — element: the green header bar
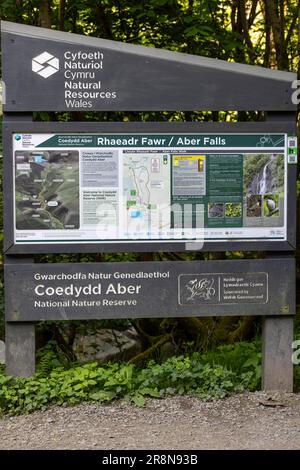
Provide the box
[37,134,286,148]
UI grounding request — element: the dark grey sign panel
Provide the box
[1,21,296,112]
[5,259,295,321]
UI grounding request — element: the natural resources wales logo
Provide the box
[32,52,59,78]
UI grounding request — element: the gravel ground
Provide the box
[0,392,300,450]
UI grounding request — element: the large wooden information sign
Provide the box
[1,21,297,391]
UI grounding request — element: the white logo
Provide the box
[185,277,215,301]
[32,52,59,78]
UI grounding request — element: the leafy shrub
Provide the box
[0,343,260,414]
[1,339,299,415]
[200,340,262,390]
[36,340,72,376]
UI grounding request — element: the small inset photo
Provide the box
[208,203,224,218]
[263,194,279,217]
[198,158,205,172]
[225,203,242,218]
[246,195,262,217]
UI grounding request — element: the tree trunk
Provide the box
[39,0,52,29]
[263,0,272,67]
[59,0,66,31]
[92,0,114,39]
[265,0,289,69]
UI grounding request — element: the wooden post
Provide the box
[5,322,36,377]
[262,316,294,392]
[5,254,36,377]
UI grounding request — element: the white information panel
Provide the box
[13,132,291,244]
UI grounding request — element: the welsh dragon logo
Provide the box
[185,277,215,301]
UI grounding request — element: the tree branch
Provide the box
[265,0,289,69]
[247,0,259,28]
[239,0,256,63]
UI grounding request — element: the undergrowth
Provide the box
[0,339,299,415]
[0,341,261,414]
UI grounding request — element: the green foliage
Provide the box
[36,340,73,375]
[0,0,298,71]
[200,341,262,390]
[0,341,263,415]
[295,364,300,390]
[225,203,242,218]
[276,154,284,188]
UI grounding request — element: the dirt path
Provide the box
[0,392,300,449]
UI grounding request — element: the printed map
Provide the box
[15,150,79,230]
[123,153,171,237]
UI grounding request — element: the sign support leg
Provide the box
[5,254,36,378]
[262,316,294,392]
[5,322,36,377]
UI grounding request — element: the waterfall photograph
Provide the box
[243,153,284,226]
[243,153,284,197]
